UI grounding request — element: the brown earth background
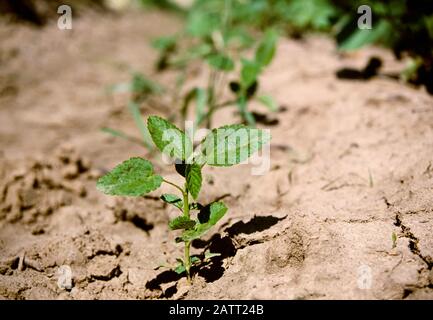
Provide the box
[0,7,432,299]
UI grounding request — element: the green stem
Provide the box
[182,186,192,283]
[162,179,184,195]
[184,241,191,283]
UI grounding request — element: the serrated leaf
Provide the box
[169,216,196,230]
[199,124,270,166]
[241,59,261,88]
[255,29,277,67]
[257,94,278,112]
[96,158,162,196]
[207,54,235,71]
[179,202,228,242]
[186,163,202,200]
[147,116,193,161]
[161,193,183,209]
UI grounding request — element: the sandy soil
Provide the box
[0,9,432,300]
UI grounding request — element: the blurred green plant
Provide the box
[103,72,164,149]
[333,0,433,93]
[152,0,280,128]
[154,0,433,93]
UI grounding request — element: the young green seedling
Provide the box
[96,115,270,282]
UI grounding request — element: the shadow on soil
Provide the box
[145,214,286,294]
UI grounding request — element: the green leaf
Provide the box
[255,29,278,67]
[186,163,202,200]
[147,116,193,161]
[199,124,270,166]
[237,95,256,127]
[128,102,153,149]
[181,88,198,120]
[257,95,278,112]
[195,88,208,126]
[160,193,183,209]
[188,43,213,58]
[241,59,261,88]
[96,158,162,196]
[339,20,392,51]
[151,36,176,51]
[169,216,196,230]
[186,11,219,37]
[131,73,163,95]
[207,54,235,71]
[179,202,228,242]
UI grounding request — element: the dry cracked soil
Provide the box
[0,9,432,300]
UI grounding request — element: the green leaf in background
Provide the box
[147,116,193,160]
[186,163,202,200]
[179,202,228,242]
[189,43,213,56]
[207,54,235,71]
[257,94,278,112]
[169,215,196,230]
[180,88,208,126]
[241,59,261,88]
[195,88,208,126]
[151,35,177,51]
[181,88,198,120]
[131,73,163,95]
[128,102,153,149]
[237,95,256,127]
[225,27,255,49]
[285,0,338,31]
[161,193,183,209]
[255,29,278,67]
[96,158,162,196]
[187,11,220,37]
[199,124,270,166]
[339,20,392,51]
